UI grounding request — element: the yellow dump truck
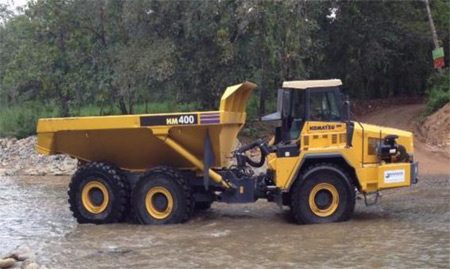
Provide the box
[36,80,418,225]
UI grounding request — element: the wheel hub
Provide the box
[314,189,333,210]
[89,188,105,206]
[81,181,109,214]
[145,186,174,219]
[152,193,169,212]
[309,183,339,217]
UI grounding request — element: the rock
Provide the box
[21,262,39,269]
[0,258,15,269]
[6,139,15,148]
[9,247,36,262]
[11,261,22,269]
[4,170,16,176]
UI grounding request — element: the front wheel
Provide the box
[290,164,355,224]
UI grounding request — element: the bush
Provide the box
[425,69,450,115]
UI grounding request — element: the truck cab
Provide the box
[253,79,418,223]
[265,79,345,144]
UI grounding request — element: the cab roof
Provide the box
[282,79,342,90]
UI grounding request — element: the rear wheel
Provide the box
[290,164,355,224]
[132,166,193,225]
[68,162,129,224]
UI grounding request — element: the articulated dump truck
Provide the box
[36,80,418,225]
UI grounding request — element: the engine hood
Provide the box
[360,123,413,140]
[355,123,414,154]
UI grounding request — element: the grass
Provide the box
[0,101,214,138]
[0,102,59,139]
[70,102,201,117]
[0,93,275,139]
[0,101,186,139]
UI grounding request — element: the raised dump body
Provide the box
[36,82,256,176]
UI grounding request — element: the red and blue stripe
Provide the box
[200,112,220,124]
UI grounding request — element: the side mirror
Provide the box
[343,99,353,148]
[281,89,291,118]
[343,100,351,121]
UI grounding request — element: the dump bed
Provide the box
[36,82,256,172]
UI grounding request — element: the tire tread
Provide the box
[133,166,194,224]
[290,162,355,224]
[68,161,129,224]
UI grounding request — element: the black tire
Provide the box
[132,166,193,225]
[195,201,212,211]
[68,162,129,224]
[290,163,355,224]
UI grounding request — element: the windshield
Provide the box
[309,90,341,121]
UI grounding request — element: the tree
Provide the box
[0,0,448,126]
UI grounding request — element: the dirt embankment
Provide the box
[418,103,450,157]
[361,103,449,175]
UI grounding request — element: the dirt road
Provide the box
[0,104,449,268]
[361,103,449,175]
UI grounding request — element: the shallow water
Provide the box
[0,175,449,268]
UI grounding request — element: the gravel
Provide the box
[0,136,76,176]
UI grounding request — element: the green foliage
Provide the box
[0,0,448,138]
[240,126,259,139]
[312,0,448,99]
[0,102,59,138]
[425,69,450,115]
[72,101,199,116]
[0,101,199,138]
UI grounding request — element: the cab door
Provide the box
[271,89,305,189]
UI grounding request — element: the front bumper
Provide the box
[357,161,419,192]
[410,161,419,184]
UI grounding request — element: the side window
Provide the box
[309,91,341,121]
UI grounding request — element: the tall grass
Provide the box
[0,102,59,138]
[0,97,271,138]
[0,101,200,138]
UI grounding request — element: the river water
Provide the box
[0,173,449,268]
